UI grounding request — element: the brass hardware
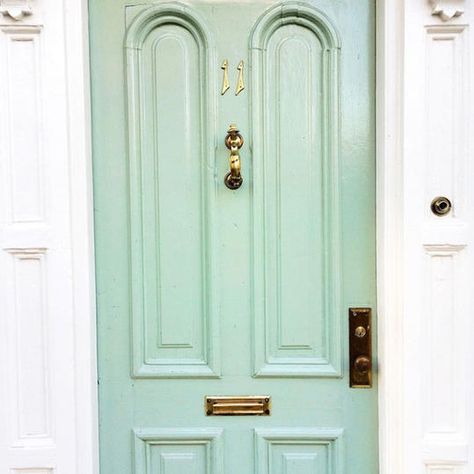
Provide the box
[431,196,452,216]
[355,326,367,338]
[354,355,371,374]
[235,60,245,95]
[224,124,243,189]
[205,396,270,416]
[349,308,372,388]
[221,59,230,95]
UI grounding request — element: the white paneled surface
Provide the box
[378,0,474,473]
[6,249,52,446]
[0,0,96,473]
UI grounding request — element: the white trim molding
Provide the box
[377,0,473,473]
[0,0,97,473]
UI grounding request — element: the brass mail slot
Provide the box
[205,396,271,416]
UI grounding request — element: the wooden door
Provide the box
[90,1,377,472]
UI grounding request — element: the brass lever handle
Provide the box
[224,124,243,189]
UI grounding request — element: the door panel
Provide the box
[90,1,377,473]
[255,429,343,474]
[251,6,341,378]
[127,5,219,378]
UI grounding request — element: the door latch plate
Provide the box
[349,307,372,388]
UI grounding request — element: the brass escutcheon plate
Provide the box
[205,395,271,416]
[349,307,372,388]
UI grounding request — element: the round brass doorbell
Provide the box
[431,196,452,216]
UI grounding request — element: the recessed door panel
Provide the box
[255,428,343,474]
[134,429,223,474]
[251,11,341,377]
[126,10,218,377]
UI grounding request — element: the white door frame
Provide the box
[0,0,472,473]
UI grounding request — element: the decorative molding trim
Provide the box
[126,2,219,379]
[250,1,342,378]
[255,428,344,474]
[134,428,223,474]
[0,0,32,21]
[430,0,464,21]
[0,0,97,472]
[5,247,47,255]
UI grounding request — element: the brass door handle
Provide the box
[224,124,243,189]
[354,355,371,375]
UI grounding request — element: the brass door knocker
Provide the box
[224,124,243,189]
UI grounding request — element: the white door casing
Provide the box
[0,0,97,473]
[378,1,473,472]
[0,0,472,473]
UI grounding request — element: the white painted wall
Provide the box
[0,0,97,473]
[0,0,472,473]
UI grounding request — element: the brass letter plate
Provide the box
[205,396,271,416]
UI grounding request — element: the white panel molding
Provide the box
[378,1,474,473]
[4,248,52,448]
[0,0,96,474]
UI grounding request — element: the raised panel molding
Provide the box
[4,248,52,447]
[12,470,53,474]
[0,24,44,224]
[430,0,465,21]
[125,3,219,378]
[425,24,467,220]
[425,465,465,474]
[423,245,466,436]
[421,245,468,470]
[134,428,223,474]
[4,249,50,442]
[250,2,341,377]
[255,428,343,474]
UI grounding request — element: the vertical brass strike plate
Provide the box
[349,308,372,388]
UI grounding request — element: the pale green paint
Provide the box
[126,5,219,378]
[255,429,344,474]
[251,4,341,378]
[134,428,224,473]
[89,0,377,473]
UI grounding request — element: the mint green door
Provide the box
[90,1,376,473]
